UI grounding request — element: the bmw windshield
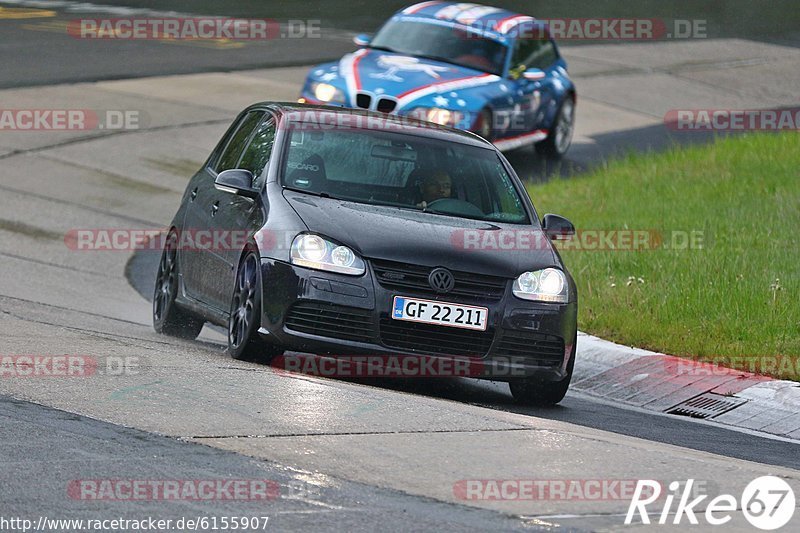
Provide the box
[370,19,507,76]
[281,125,530,224]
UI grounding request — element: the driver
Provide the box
[418,170,452,208]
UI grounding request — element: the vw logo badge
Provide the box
[428,267,455,293]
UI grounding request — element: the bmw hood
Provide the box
[320,49,502,112]
[284,192,558,279]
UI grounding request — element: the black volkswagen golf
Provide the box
[154,103,577,405]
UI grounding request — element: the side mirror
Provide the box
[215,169,259,199]
[542,214,575,240]
[522,68,545,80]
[353,33,371,46]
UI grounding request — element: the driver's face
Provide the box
[421,174,452,203]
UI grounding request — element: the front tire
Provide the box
[228,251,283,362]
[153,230,205,339]
[536,94,575,159]
[509,344,575,406]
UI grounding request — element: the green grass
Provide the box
[527,133,800,380]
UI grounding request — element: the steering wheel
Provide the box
[425,198,484,217]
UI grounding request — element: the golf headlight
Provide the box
[311,82,345,104]
[513,268,568,303]
[291,234,365,275]
[408,107,464,126]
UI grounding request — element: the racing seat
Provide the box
[403,168,427,205]
[286,154,328,191]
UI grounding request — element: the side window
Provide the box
[491,162,525,216]
[214,111,264,173]
[237,116,276,188]
[512,37,558,70]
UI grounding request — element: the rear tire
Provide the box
[509,343,575,406]
[228,251,283,362]
[153,230,205,339]
[536,94,575,159]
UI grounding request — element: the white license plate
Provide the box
[391,296,488,331]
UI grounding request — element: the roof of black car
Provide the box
[247,102,494,149]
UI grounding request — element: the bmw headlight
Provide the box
[512,268,569,303]
[408,107,464,126]
[291,234,365,275]
[311,82,345,104]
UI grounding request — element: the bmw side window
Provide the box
[513,37,558,70]
[213,111,264,174]
[237,116,276,189]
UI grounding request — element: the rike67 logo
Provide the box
[626,477,795,529]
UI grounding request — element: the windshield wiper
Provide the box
[367,45,400,54]
[282,186,337,200]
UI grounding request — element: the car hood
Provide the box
[284,191,557,279]
[331,49,502,111]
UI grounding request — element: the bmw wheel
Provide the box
[228,250,283,362]
[153,230,205,339]
[536,94,575,159]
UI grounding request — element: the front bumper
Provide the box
[258,258,577,381]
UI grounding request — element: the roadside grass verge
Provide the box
[527,133,799,380]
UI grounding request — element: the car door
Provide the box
[180,110,265,308]
[205,113,277,312]
[507,25,561,135]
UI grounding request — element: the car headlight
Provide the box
[408,107,464,126]
[311,82,345,104]
[512,268,569,303]
[291,234,365,276]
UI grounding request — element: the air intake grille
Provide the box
[355,93,371,109]
[380,319,494,357]
[371,259,507,301]
[376,98,397,113]
[495,330,564,366]
[285,302,374,343]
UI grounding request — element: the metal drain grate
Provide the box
[667,393,747,419]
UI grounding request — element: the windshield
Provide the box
[370,19,507,76]
[281,126,529,224]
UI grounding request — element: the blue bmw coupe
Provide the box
[299,2,576,157]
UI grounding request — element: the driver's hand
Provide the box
[416,200,427,209]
